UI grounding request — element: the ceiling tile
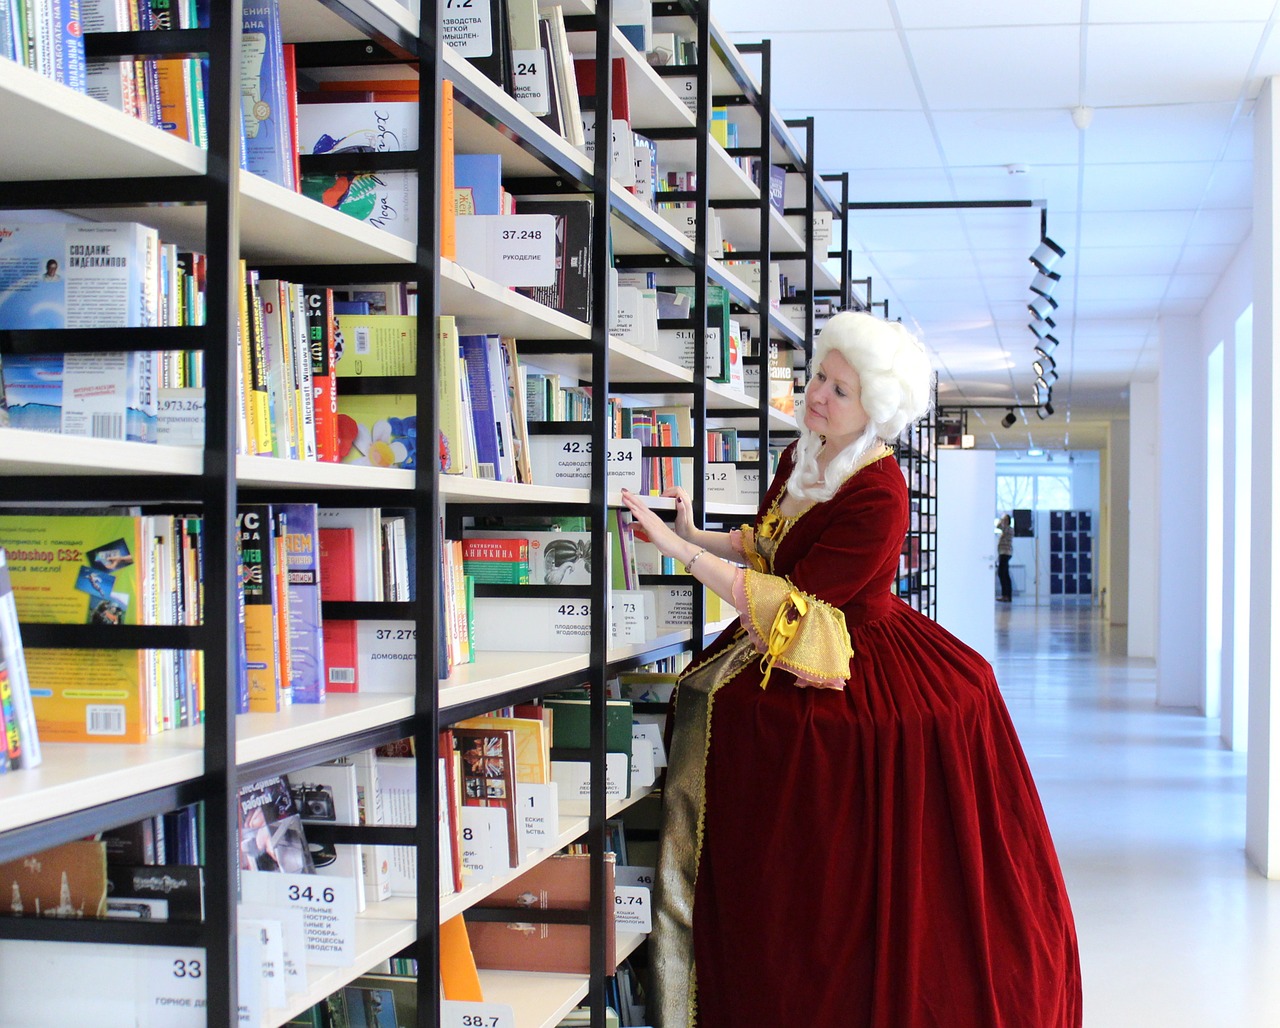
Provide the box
[718,3,895,32]
[841,168,966,204]
[1201,161,1253,208]
[931,110,1082,167]
[802,111,943,170]
[759,32,919,112]
[906,26,1082,111]
[1075,244,1182,276]
[1090,0,1275,22]
[1081,104,1238,164]
[1085,23,1263,106]
[894,0,1082,29]
[1081,162,1220,211]
[849,209,969,249]
[1174,243,1243,274]
[1185,208,1253,245]
[1166,272,1222,299]
[1076,274,1174,301]
[1079,209,1197,247]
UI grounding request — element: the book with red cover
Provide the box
[573,56,630,125]
[461,538,529,562]
[466,853,616,974]
[282,44,301,191]
[454,725,520,867]
[318,527,356,602]
[322,619,358,693]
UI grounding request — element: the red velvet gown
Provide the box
[650,446,1082,1027]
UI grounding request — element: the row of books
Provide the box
[0,550,38,773]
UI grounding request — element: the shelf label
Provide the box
[613,885,653,932]
[141,949,208,1026]
[527,435,642,492]
[630,734,656,789]
[632,721,667,768]
[460,805,508,882]
[552,752,629,803]
[454,214,556,286]
[442,1,494,57]
[737,466,761,500]
[611,592,647,644]
[705,462,738,503]
[517,781,559,851]
[671,75,698,114]
[156,387,205,447]
[512,48,550,116]
[617,864,657,889]
[442,1001,517,1028]
[240,871,356,967]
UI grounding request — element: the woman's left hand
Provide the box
[620,489,685,559]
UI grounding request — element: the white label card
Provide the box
[442,1000,517,1028]
[705,462,738,503]
[144,949,209,1026]
[517,781,559,851]
[633,721,667,768]
[527,435,643,492]
[672,75,698,114]
[442,0,493,57]
[617,864,657,889]
[614,885,653,932]
[454,214,556,286]
[238,918,287,1010]
[235,923,264,1024]
[552,752,630,811]
[512,48,550,115]
[460,805,507,881]
[239,871,357,967]
[630,736,656,789]
[239,903,308,995]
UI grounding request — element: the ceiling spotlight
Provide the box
[1036,367,1059,386]
[1001,409,1017,429]
[1029,294,1058,321]
[1038,401,1056,419]
[1034,380,1052,405]
[1034,338,1059,359]
[1029,321,1058,340]
[1033,354,1056,376]
[1031,237,1066,274]
[1030,270,1061,298]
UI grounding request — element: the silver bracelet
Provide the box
[683,548,708,574]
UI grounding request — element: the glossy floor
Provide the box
[995,604,1280,1027]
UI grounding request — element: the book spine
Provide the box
[303,286,338,462]
[237,505,282,713]
[278,503,325,704]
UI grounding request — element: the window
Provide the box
[997,473,1072,512]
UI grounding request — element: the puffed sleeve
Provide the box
[735,473,906,689]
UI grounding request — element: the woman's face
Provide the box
[805,348,869,450]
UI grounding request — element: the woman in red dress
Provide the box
[620,311,1082,1027]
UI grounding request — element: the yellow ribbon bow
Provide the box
[759,589,808,689]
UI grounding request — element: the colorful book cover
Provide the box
[0,840,108,918]
[240,0,294,189]
[454,725,520,867]
[302,285,340,462]
[237,774,316,875]
[51,0,86,93]
[1,351,158,443]
[290,759,366,911]
[236,505,283,713]
[105,864,205,921]
[245,267,274,455]
[459,334,501,480]
[334,314,417,378]
[277,503,325,704]
[457,715,548,784]
[322,619,358,693]
[436,315,467,475]
[318,526,356,602]
[0,221,158,329]
[337,393,417,470]
[454,153,503,215]
[25,647,148,743]
[0,515,144,625]
[0,554,38,766]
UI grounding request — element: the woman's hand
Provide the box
[620,489,686,560]
[664,486,696,541]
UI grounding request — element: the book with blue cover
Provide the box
[454,153,503,215]
[0,221,159,329]
[241,0,294,189]
[276,502,325,704]
[1,352,158,443]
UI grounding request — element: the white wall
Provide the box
[1157,316,1208,709]
[1247,77,1280,877]
[1128,381,1160,659]
[1108,420,1130,627]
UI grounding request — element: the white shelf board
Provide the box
[768,407,799,433]
[708,260,759,309]
[608,628,691,664]
[442,260,593,342]
[440,477,590,505]
[0,428,201,477]
[476,931,647,1028]
[237,455,416,491]
[80,172,418,267]
[564,26,695,133]
[236,693,417,768]
[704,616,739,638]
[658,135,759,203]
[0,59,205,180]
[281,0,418,42]
[540,0,592,13]
[440,651,591,714]
[706,503,756,519]
[715,203,806,254]
[0,729,204,834]
[611,188,694,259]
[704,381,757,414]
[261,908,418,1028]
[518,338,693,389]
[445,46,592,180]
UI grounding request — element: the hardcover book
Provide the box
[241,0,295,189]
[0,551,39,767]
[236,505,285,713]
[337,393,417,470]
[290,759,367,911]
[0,840,108,919]
[512,198,593,323]
[454,725,521,867]
[334,314,417,378]
[105,864,205,922]
[1,352,158,443]
[466,852,616,974]
[277,503,325,704]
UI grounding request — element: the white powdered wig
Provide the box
[787,311,933,501]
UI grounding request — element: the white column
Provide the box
[1246,77,1280,876]
[1128,380,1159,659]
[1108,419,1130,627]
[1222,321,1241,749]
[1156,316,1208,708]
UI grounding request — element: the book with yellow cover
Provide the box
[0,515,145,626]
[334,314,417,378]
[456,714,549,784]
[26,647,149,743]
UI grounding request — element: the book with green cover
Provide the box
[0,515,144,625]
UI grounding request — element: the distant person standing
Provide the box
[997,513,1014,602]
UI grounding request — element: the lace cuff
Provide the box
[737,569,853,690]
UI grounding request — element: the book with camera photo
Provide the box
[291,759,366,911]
